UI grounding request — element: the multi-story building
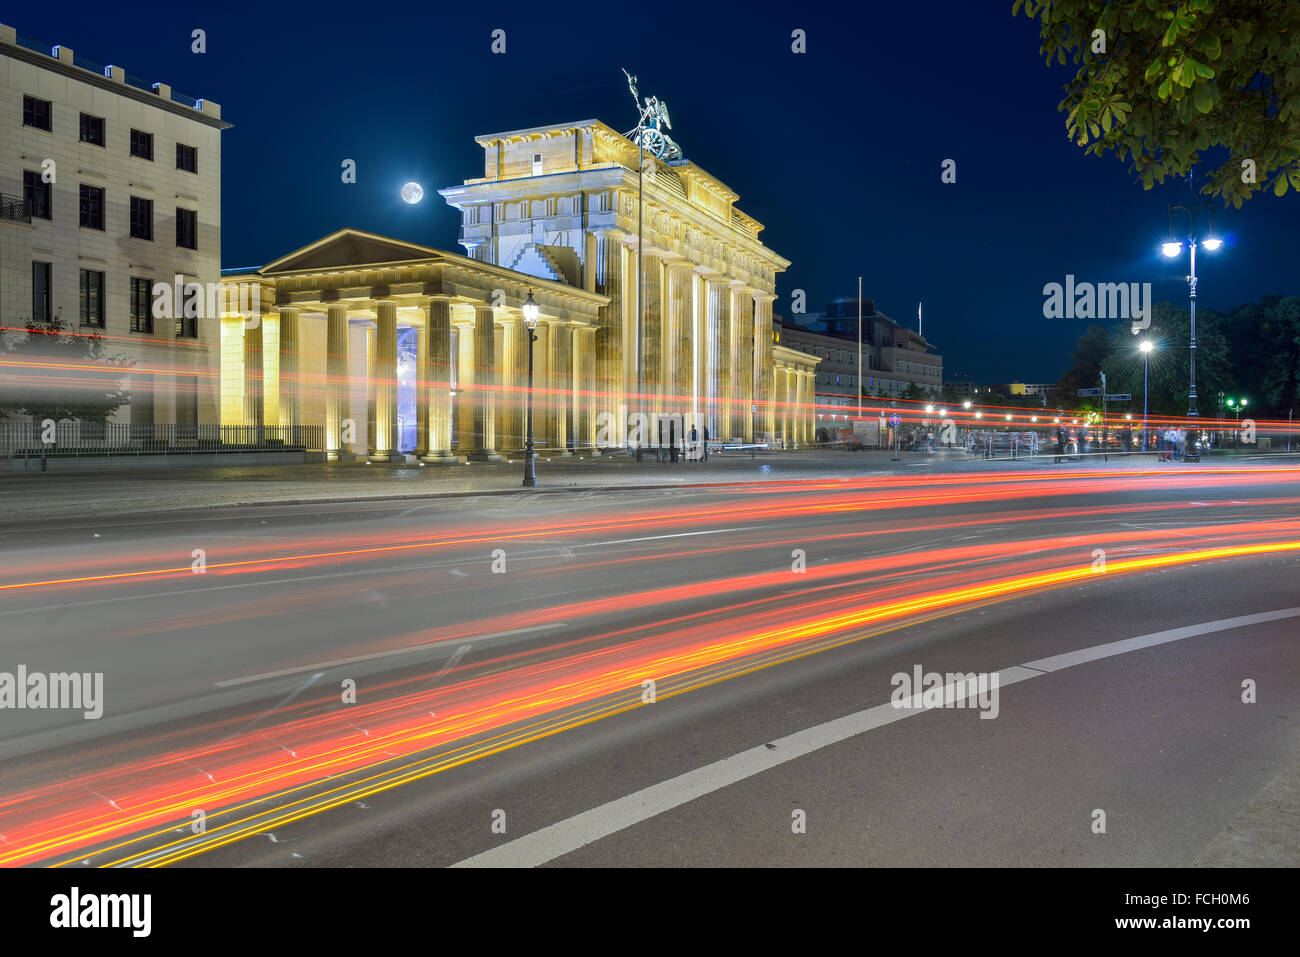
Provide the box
[0,23,227,427]
[778,297,943,412]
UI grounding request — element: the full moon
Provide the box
[401,182,424,205]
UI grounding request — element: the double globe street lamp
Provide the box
[1160,204,1223,463]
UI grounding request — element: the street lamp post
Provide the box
[1226,397,1247,448]
[1140,339,1153,451]
[857,276,863,419]
[1161,203,1223,462]
[521,291,540,487]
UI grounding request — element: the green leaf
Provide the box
[1193,84,1214,113]
[1158,75,1173,99]
[1274,175,1289,197]
[1193,59,1216,79]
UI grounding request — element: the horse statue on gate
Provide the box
[622,68,682,161]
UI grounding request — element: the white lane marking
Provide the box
[579,527,753,547]
[453,606,1300,868]
[1019,607,1300,672]
[214,623,566,687]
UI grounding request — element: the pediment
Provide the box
[261,229,440,274]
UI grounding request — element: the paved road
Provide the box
[0,461,1297,866]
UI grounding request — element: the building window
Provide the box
[130,129,154,160]
[176,143,198,173]
[79,269,105,327]
[176,311,198,339]
[23,171,51,220]
[23,95,52,131]
[79,184,105,230]
[130,277,153,333]
[79,113,105,147]
[130,197,153,240]
[176,207,197,249]
[532,152,543,175]
[32,262,52,322]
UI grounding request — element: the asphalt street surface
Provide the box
[0,459,1296,867]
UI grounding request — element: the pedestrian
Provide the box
[702,425,710,463]
[1056,427,1068,463]
[1175,428,1187,462]
[689,424,698,462]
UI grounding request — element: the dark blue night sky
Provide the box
[17,0,1298,383]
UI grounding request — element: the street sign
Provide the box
[889,414,902,428]
[1105,394,1132,401]
[1077,388,1102,396]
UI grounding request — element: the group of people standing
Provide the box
[1157,428,1189,461]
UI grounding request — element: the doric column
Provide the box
[801,371,815,445]
[691,270,706,434]
[731,286,754,441]
[706,277,730,440]
[414,300,429,458]
[497,318,518,452]
[242,317,263,430]
[590,229,624,446]
[470,303,501,460]
[325,303,350,461]
[454,313,475,455]
[365,324,376,457]
[790,371,800,449]
[641,252,663,417]
[783,366,796,447]
[578,326,597,450]
[532,321,551,447]
[421,298,456,463]
[771,366,782,447]
[666,261,691,416]
[548,319,570,454]
[370,298,398,462]
[753,295,775,444]
[622,240,639,443]
[277,307,299,432]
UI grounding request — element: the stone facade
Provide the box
[439,120,818,445]
[0,24,226,426]
[217,226,820,461]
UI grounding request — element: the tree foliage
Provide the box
[0,311,130,424]
[1012,0,1300,206]
[1055,296,1299,416]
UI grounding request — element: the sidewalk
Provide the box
[0,447,1289,524]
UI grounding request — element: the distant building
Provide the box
[1002,381,1051,397]
[777,297,943,415]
